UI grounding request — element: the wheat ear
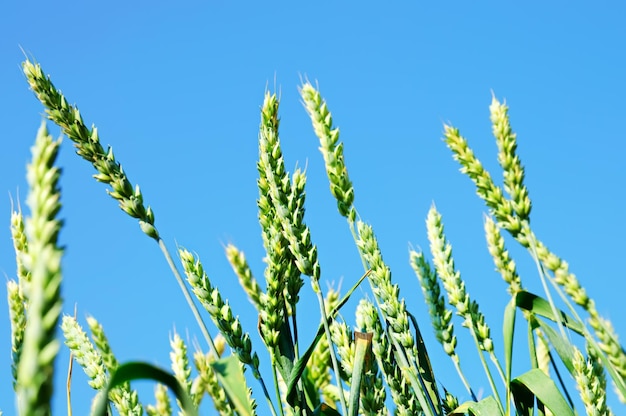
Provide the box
[192,347,235,415]
[145,384,172,416]
[15,123,64,415]
[61,315,108,388]
[225,244,262,309]
[87,316,142,415]
[410,250,476,400]
[8,208,29,388]
[426,205,505,411]
[22,59,219,357]
[483,215,522,296]
[490,96,531,220]
[447,102,626,387]
[300,82,355,220]
[573,347,614,416]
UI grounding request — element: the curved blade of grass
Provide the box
[511,368,575,416]
[286,270,370,406]
[509,378,534,416]
[407,310,441,409]
[536,319,576,373]
[449,396,503,416]
[347,332,373,416]
[515,291,583,334]
[301,367,321,410]
[503,296,516,414]
[92,361,197,416]
[388,329,440,416]
[210,355,255,416]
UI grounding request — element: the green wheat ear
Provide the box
[300,82,355,220]
[146,384,172,416]
[178,249,261,378]
[22,59,158,240]
[573,347,614,416]
[16,123,64,416]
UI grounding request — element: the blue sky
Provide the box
[1,1,625,414]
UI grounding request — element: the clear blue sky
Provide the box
[1,2,625,414]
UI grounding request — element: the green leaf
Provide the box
[210,355,255,416]
[92,361,197,416]
[515,291,583,334]
[503,297,516,384]
[511,368,575,416]
[449,396,503,416]
[510,378,534,416]
[407,311,441,410]
[535,318,576,374]
[273,318,296,386]
[301,367,322,410]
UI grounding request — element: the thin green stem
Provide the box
[469,328,504,414]
[158,239,217,356]
[270,365,284,416]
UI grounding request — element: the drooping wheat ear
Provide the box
[527,231,626,380]
[300,82,355,220]
[589,317,626,382]
[7,281,26,388]
[62,315,107,390]
[146,384,172,416]
[22,60,158,240]
[87,316,142,415]
[490,96,531,221]
[178,249,261,378]
[15,123,63,416]
[573,347,614,416]
[225,244,262,309]
[355,299,420,415]
[444,125,522,237]
[483,215,522,296]
[426,205,505,407]
[192,348,234,415]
